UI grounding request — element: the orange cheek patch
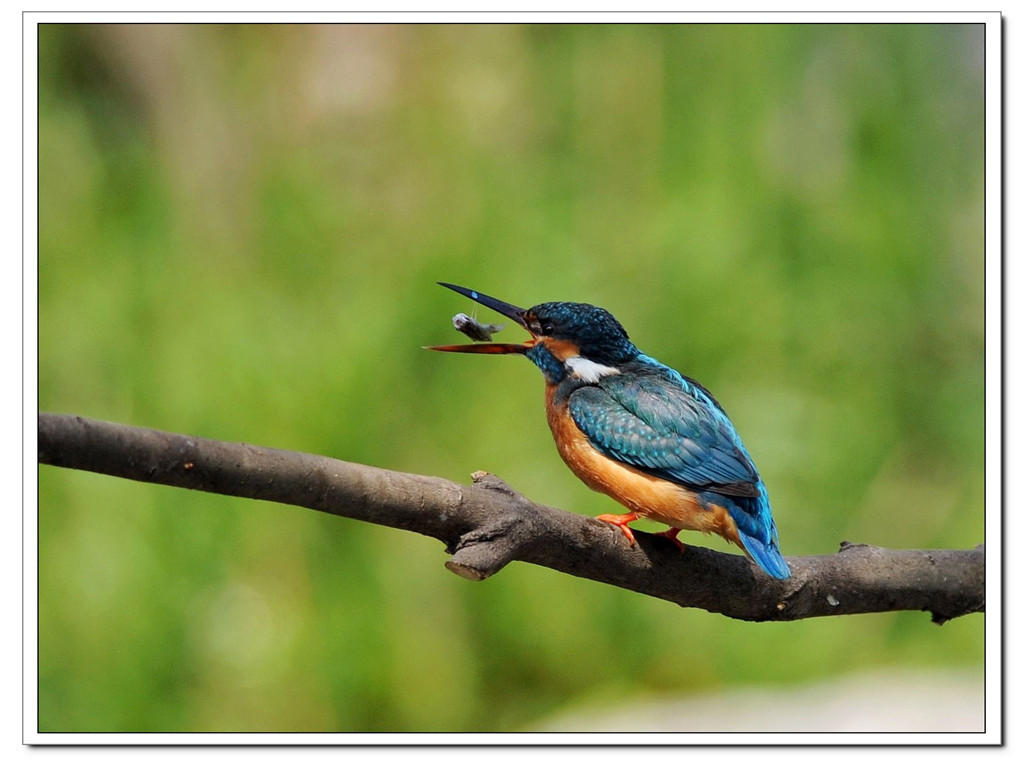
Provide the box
[541,338,581,362]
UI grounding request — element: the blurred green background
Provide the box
[37,23,985,733]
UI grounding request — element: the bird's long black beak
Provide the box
[427,282,534,354]
[437,283,529,327]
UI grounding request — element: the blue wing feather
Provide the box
[567,357,760,496]
[567,354,790,579]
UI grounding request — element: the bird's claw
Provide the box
[653,527,686,553]
[596,513,640,547]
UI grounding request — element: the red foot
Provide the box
[597,513,639,546]
[654,527,686,553]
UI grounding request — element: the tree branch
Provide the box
[37,412,984,624]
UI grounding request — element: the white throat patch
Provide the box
[565,356,620,383]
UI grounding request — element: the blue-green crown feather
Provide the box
[527,302,640,365]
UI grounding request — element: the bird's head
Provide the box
[428,283,639,384]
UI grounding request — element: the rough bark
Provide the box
[37,412,985,623]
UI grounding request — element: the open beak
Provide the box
[427,282,535,354]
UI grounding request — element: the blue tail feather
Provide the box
[736,528,791,579]
[705,485,791,579]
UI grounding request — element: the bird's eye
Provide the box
[541,322,554,335]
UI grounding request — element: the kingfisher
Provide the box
[428,282,791,579]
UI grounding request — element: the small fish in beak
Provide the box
[452,313,506,342]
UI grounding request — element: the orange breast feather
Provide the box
[544,385,742,546]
